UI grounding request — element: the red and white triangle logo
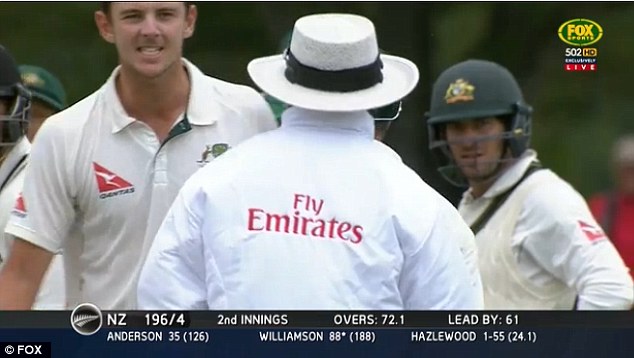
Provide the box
[578,220,607,243]
[13,192,26,214]
[93,162,134,194]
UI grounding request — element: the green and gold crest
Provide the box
[445,79,475,104]
[197,143,231,166]
[211,143,230,158]
[21,72,45,88]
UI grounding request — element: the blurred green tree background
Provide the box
[1,2,632,204]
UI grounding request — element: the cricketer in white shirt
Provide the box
[4,59,277,309]
[138,107,484,310]
[460,149,634,309]
[0,137,65,309]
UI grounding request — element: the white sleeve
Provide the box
[4,119,75,253]
[519,184,634,310]
[397,192,484,310]
[137,183,208,310]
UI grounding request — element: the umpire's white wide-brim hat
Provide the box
[247,13,419,112]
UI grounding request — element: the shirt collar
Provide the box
[462,149,539,201]
[180,58,217,126]
[280,107,374,139]
[106,58,215,134]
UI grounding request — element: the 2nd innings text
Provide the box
[215,313,405,327]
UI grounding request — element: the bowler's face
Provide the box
[95,2,197,80]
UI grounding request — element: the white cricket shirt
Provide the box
[138,107,484,310]
[0,137,66,309]
[460,150,634,309]
[5,59,277,309]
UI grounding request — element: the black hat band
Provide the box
[284,49,383,93]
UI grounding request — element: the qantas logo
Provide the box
[93,163,135,199]
[578,220,607,243]
[12,192,27,217]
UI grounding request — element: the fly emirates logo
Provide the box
[247,194,364,244]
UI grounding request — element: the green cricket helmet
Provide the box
[0,45,31,148]
[425,59,533,186]
[19,65,67,112]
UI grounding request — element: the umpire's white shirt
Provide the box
[0,137,65,309]
[5,59,277,309]
[138,107,484,310]
[460,150,634,309]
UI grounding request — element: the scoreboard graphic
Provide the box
[1,309,633,357]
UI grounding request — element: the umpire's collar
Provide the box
[280,107,374,139]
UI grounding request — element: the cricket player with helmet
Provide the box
[0,45,31,268]
[426,59,633,309]
[0,46,66,309]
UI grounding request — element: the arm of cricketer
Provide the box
[0,241,54,309]
[519,181,634,309]
[0,116,71,309]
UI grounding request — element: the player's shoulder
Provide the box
[204,75,260,99]
[188,60,265,110]
[521,168,588,216]
[372,146,448,210]
[35,90,101,140]
[516,168,609,245]
[372,145,420,188]
[372,141,403,163]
